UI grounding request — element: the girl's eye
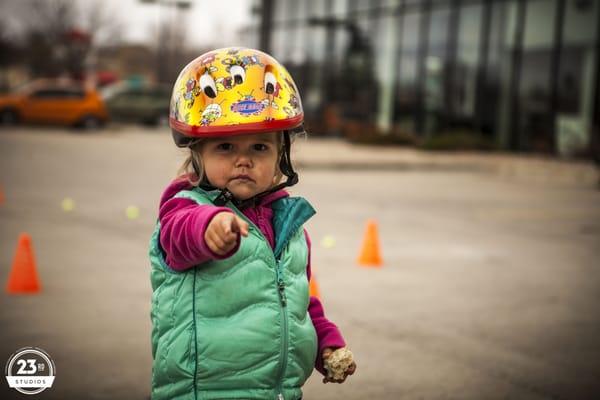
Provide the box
[216,143,233,151]
[253,144,268,151]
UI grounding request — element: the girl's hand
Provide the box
[205,212,249,256]
[322,347,357,384]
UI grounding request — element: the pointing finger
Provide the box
[232,216,249,237]
[220,213,234,234]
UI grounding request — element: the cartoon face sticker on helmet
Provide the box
[171,96,182,120]
[197,52,217,67]
[221,54,263,73]
[169,47,304,144]
[183,78,201,108]
[200,103,223,126]
[261,98,279,111]
[283,76,298,95]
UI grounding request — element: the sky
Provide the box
[0,0,255,49]
[101,0,254,48]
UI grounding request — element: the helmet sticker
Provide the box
[184,78,201,109]
[261,98,279,110]
[197,52,217,67]
[200,103,223,126]
[230,91,265,117]
[283,76,298,95]
[216,76,236,92]
[171,96,182,120]
[222,54,264,71]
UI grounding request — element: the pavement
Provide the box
[0,125,599,400]
[292,136,599,188]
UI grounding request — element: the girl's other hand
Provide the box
[322,347,357,384]
[205,212,249,255]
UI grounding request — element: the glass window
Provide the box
[395,10,421,133]
[306,0,326,64]
[519,0,557,152]
[374,12,400,131]
[333,0,350,72]
[274,0,287,23]
[423,5,450,134]
[563,0,597,44]
[304,0,327,115]
[333,0,348,17]
[453,3,483,119]
[348,0,375,13]
[272,26,288,61]
[559,0,598,115]
[492,0,520,148]
[556,0,599,155]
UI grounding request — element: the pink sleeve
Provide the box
[159,197,241,271]
[304,230,347,376]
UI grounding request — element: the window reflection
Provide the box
[395,11,421,133]
[423,5,450,135]
[259,0,599,155]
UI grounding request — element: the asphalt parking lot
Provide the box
[1,125,599,399]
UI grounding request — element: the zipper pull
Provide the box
[278,280,287,306]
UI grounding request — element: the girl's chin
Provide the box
[227,186,260,200]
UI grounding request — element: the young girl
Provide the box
[149,47,356,400]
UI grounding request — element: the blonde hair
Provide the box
[177,141,205,186]
[177,133,290,188]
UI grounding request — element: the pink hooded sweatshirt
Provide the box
[158,177,346,375]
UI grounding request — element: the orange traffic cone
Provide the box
[6,233,41,294]
[309,275,321,300]
[357,220,383,267]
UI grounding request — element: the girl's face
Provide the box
[200,132,280,200]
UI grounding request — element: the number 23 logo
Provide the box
[16,359,37,375]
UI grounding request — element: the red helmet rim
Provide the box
[170,113,303,138]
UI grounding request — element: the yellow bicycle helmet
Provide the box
[169,47,303,144]
[169,47,304,206]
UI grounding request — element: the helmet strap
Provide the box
[191,156,202,180]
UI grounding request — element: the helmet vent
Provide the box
[230,65,245,85]
[199,72,218,99]
[204,87,216,98]
[266,82,274,94]
[264,71,277,95]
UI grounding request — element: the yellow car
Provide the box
[0,80,109,129]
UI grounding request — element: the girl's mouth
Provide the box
[231,175,254,182]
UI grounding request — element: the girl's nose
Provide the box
[235,153,253,168]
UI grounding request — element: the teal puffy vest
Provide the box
[149,187,318,400]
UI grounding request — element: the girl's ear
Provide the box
[273,168,283,185]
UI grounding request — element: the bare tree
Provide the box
[79,1,124,47]
[11,0,123,79]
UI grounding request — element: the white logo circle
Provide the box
[5,347,56,395]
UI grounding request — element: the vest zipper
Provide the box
[226,202,292,399]
[275,260,289,400]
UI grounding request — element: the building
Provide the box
[246,0,599,156]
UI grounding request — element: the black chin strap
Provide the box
[198,130,299,209]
